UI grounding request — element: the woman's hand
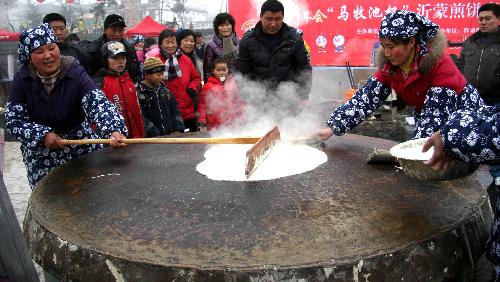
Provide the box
[313,127,334,141]
[110,132,127,148]
[423,131,455,171]
[43,132,67,150]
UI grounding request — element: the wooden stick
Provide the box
[60,137,262,145]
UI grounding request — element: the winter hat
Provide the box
[101,41,127,59]
[378,10,439,56]
[17,23,57,64]
[143,57,166,74]
[175,28,195,45]
[130,34,144,45]
[104,14,127,28]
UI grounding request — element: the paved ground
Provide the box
[3,141,45,281]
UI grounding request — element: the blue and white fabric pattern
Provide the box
[437,105,500,267]
[378,10,439,56]
[326,77,485,139]
[131,34,145,45]
[5,89,127,188]
[17,23,57,64]
[326,77,391,135]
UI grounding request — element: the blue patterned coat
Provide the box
[326,31,486,139]
[437,107,500,270]
[5,56,127,188]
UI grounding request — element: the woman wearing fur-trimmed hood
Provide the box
[316,10,487,142]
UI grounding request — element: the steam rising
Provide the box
[208,73,323,139]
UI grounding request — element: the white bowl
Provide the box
[390,138,478,181]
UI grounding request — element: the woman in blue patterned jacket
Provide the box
[316,10,486,141]
[423,109,500,277]
[5,24,128,189]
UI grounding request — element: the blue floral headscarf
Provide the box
[378,10,439,56]
[17,23,57,64]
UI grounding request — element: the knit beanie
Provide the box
[143,57,165,74]
[175,29,195,45]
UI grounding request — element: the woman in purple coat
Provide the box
[203,13,240,82]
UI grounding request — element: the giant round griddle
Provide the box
[24,134,491,281]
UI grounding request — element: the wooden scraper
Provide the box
[245,126,281,178]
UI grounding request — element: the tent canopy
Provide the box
[125,16,167,38]
[0,28,19,41]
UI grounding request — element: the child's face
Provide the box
[107,54,127,73]
[144,72,164,86]
[213,63,229,80]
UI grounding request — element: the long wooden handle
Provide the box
[60,137,262,145]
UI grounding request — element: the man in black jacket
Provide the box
[236,0,312,104]
[457,3,500,106]
[43,13,89,72]
[86,14,141,83]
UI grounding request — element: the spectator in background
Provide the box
[176,29,203,78]
[86,14,141,83]
[204,12,240,83]
[194,31,206,60]
[130,34,145,63]
[456,2,500,207]
[146,29,203,132]
[236,0,312,103]
[43,13,88,72]
[370,41,380,67]
[200,57,244,130]
[143,37,157,53]
[93,41,144,138]
[138,57,185,137]
[66,33,80,45]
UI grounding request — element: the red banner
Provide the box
[228,0,490,66]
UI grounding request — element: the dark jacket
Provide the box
[86,35,142,83]
[203,34,239,82]
[456,29,500,104]
[58,41,89,73]
[137,81,185,137]
[5,56,127,187]
[236,22,312,99]
[195,42,205,60]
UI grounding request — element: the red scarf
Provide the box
[102,72,144,138]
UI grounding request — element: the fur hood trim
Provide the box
[376,30,448,74]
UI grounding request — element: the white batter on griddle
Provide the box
[196,143,327,181]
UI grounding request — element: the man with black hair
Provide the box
[194,31,205,60]
[86,14,141,82]
[456,3,500,208]
[43,13,88,72]
[236,0,312,104]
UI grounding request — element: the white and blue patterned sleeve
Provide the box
[5,102,52,149]
[413,84,486,139]
[326,76,391,135]
[81,89,128,137]
[441,107,500,163]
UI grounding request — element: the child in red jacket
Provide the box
[93,41,144,138]
[200,57,244,130]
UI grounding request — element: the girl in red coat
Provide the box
[93,41,144,138]
[146,29,203,132]
[200,57,244,130]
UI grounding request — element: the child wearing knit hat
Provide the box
[137,57,185,137]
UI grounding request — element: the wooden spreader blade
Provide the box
[245,126,281,177]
